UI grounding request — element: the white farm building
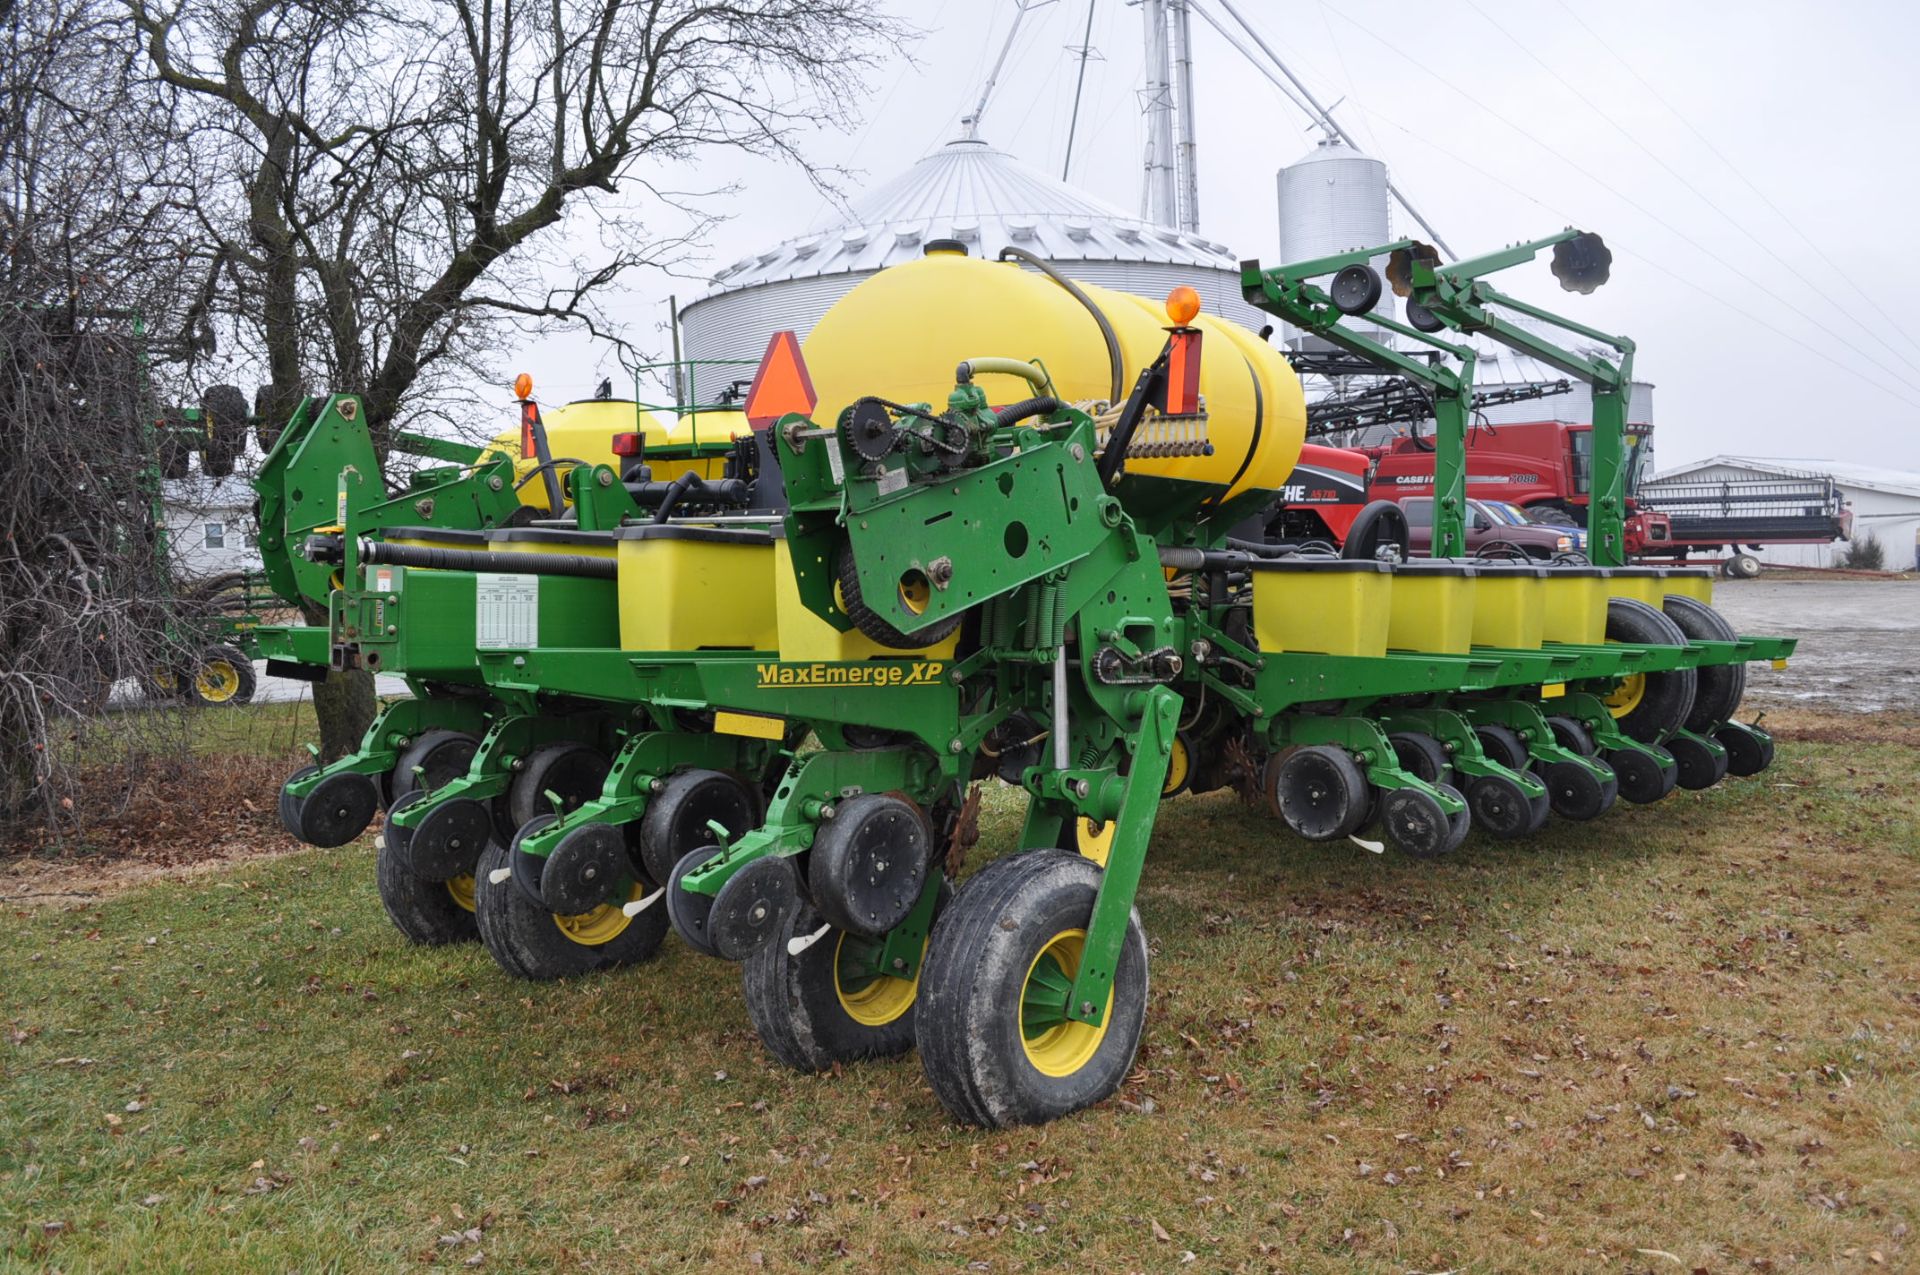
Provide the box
[1647,457,1920,570]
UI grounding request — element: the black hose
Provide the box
[992,396,1063,429]
[651,472,699,523]
[359,538,615,580]
[997,246,1124,404]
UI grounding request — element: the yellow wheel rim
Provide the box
[1162,737,1191,796]
[1074,818,1114,868]
[150,668,180,693]
[1603,673,1646,718]
[1019,929,1113,1078]
[445,874,477,913]
[898,573,931,616]
[832,931,924,1027]
[195,659,241,703]
[552,880,643,946]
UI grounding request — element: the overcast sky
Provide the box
[511,0,1920,473]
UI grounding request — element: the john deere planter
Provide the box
[265,235,1792,1129]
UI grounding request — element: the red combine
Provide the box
[1362,420,1673,556]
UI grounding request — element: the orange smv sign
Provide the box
[743,330,818,431]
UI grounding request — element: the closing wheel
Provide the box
[190,645,256,707]
[474,838,664,981]
[1466,772,1550,839]
[1604,599,1697,744]
[1606,746,1678,804]
[1383,783,1470,858]
[665,847,723,957]
[834,540,963,650]
[1162,732,1195,798]
[1473,724,1531,771]
[1388,732,1453,787]
[807,793,931,939]
[1715,725,1775,777]
[404,797,492,881]
[1265,745,1370,841]
[1662,596,1748,732]
[916,851,1148,1128]
[296,771,380,848]
[1543,759,1618,821]
[710,856,803,962]
[278,764,319,838]
[376,807,480,946]
[1667,733,1729,790]
[743,888,949,1073]
[637,769,760,888]
[1544,716,1598,757]
[508,742,610,831]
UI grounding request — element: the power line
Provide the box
[1465,0,1920,387]
[1319,3,1920,403]
[1551,0,1920,363]
[1339,101,1920,415]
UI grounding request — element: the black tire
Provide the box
[1606,745,1678,804]
[201,384,251,452]
[1544,715,1597,757]
[917,851,1148,1128]
[253,385,282,452]
[637,768,761,888]
[665,846,722,957]
[1727,552,1762,579]
[1473,723,1530,771]
[1542,758,1617,822]
[279,764,319,838]
[188,644,256,707]
[377,820,480,945]
[474,839,666,981]
[1662,596,1747,732]
[1667,733,1729,791]
[1387,731,1452,787]
[1604,599,1697,745]
[1382,783,1471,858]
[507,741,610,831]
[834,541,963,651]
[1265,745,1370,841]
[743,888,950,1073]
[1466,772,1549,839]
[1342,500,1411,562]
[391,729,479,803]
[201,432,239,478]
[1715,725,1775,777]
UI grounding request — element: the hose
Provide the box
[992,396,1063,429]
[356,538,616,580]
[997,246,1124,404]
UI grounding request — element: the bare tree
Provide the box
[0,0,216,827]
[126,0,904,757]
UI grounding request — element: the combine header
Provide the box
[254,232,1794,1128]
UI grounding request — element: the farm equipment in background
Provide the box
[260,237,1795,1131]
[1635,469,1854,577]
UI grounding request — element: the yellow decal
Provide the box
[1771,657,1789,670]
[715,711,787,741]
[1540,682,1566,699]
[754,661,946,689]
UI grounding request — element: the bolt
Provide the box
[386,624,397,634]
[927,556,954,588]
[582,864,596,879]
[949,738,964,753]
[597,469,613,487]
[892,957,908,971]
[488,476,504,491]
[513,656,526,668]
[1073,779,1090,799]
[1078,1001,1094,1015]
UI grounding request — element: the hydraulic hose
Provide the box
[997,246,1124,404]
[992,396,1063,429]
[356,538,616,580]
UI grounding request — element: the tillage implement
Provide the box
[263,233,1793,1127]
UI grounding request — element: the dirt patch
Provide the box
[1712,578,1920,712]
[0,751,316,903]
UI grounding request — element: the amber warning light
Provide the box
[1165,284,1201,327]
[513,372,533,400]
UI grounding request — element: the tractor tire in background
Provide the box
[200,384,250,477]
[189,644,256,707]
[253,385,283,452]
[1723,552,1762,579]
[1661,595,1747,732]
[1602,599,1697,744]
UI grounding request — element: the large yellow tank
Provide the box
[801,252,1306,500]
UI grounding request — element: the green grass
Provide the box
[4,719,1918,1271]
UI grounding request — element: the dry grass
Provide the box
[2,709,1917,1271]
